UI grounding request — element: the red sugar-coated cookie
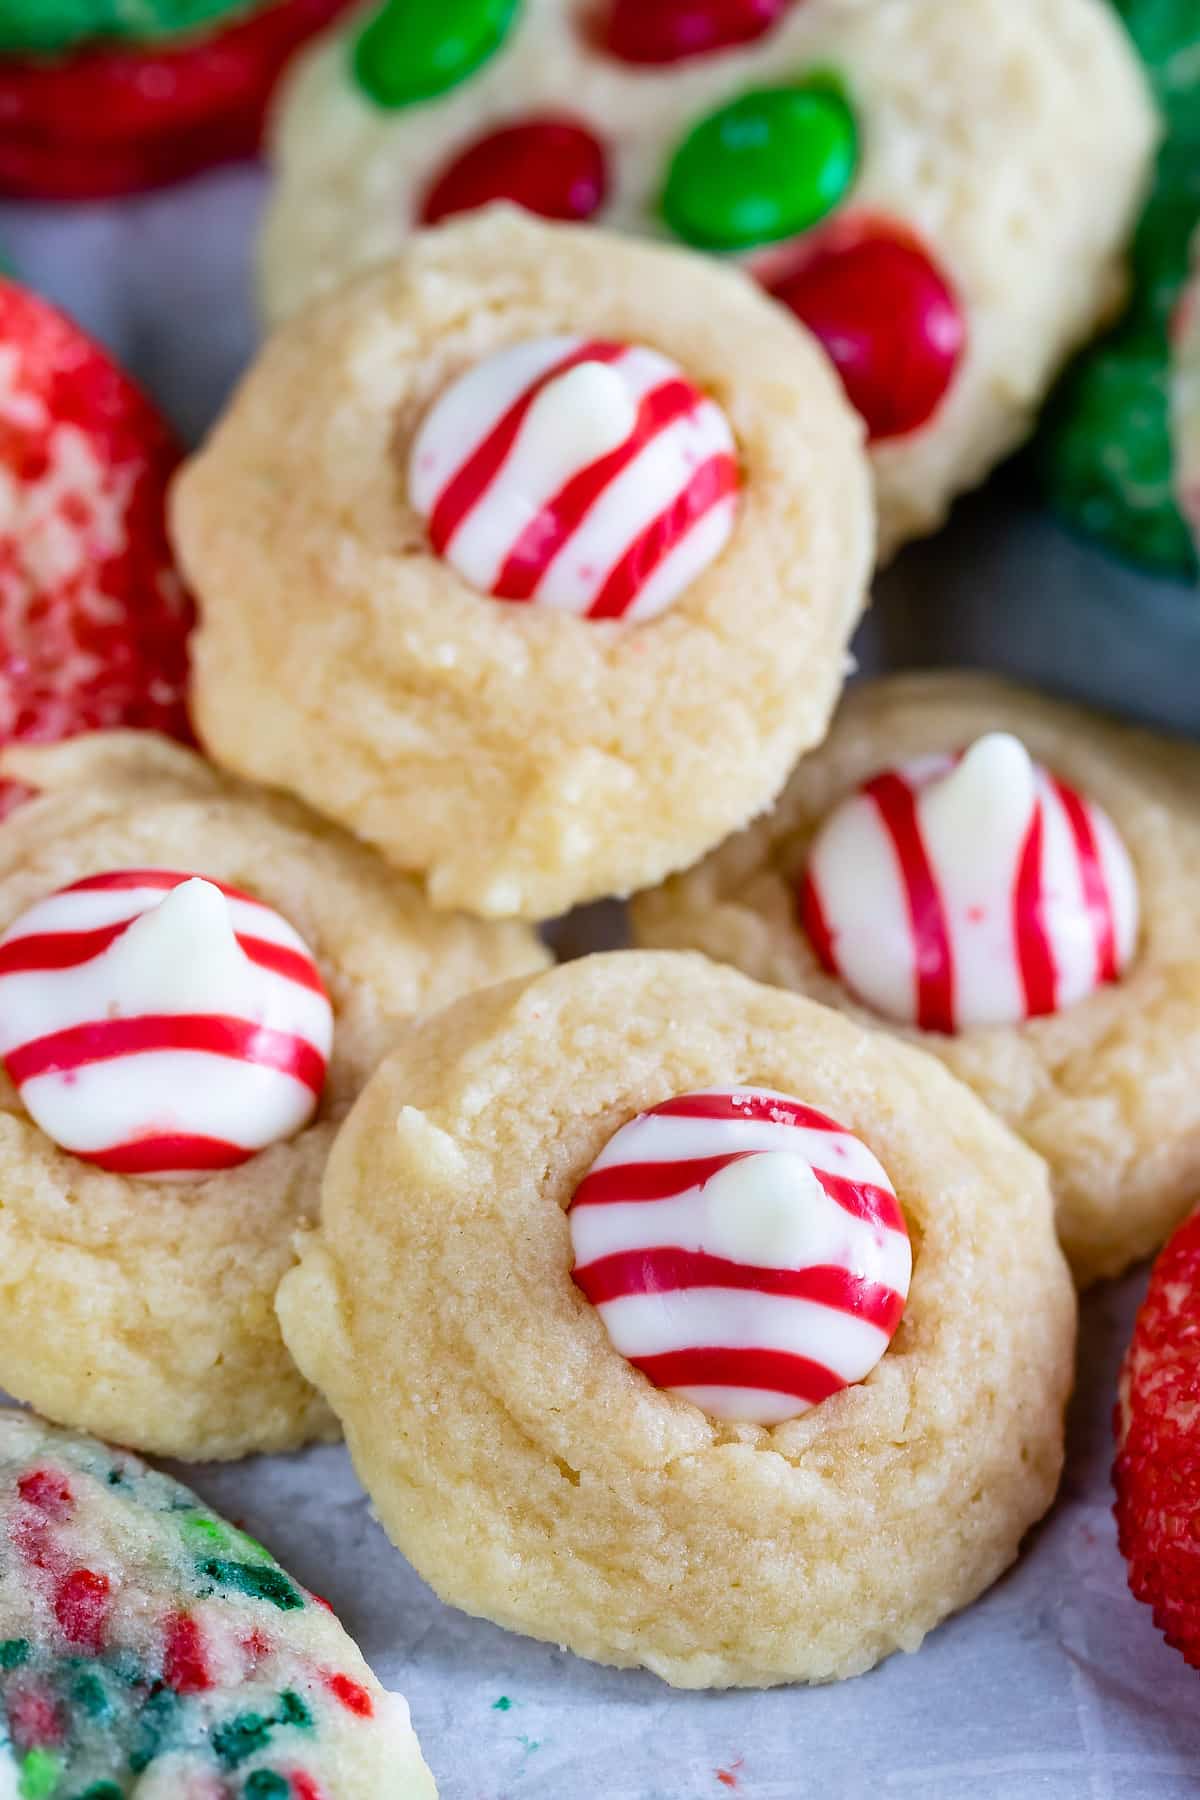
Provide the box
[0,0,355,201]
[1113,1209,1200,1670]
[0,279,193,814]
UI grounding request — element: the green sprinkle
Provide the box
[277,1689,312,1729]
[662,82,857,252]
[244,1775,290,1800]
[74,1786,123,1800]
[71,1668,111,1719]
[128,1687,178,1774]
[197,1560,303,1611]
[492,1695,513,1711]
[213,1712,274,1770]
[19,1749,62,1800]
[0,1639,29,1669]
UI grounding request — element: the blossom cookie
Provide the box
[0,1409,436,1796]
[633,673,1200,1284]
[277,952,1075,1687]
[0,731,547,1459]
[173,212,873,918]
[259,0,1155,559]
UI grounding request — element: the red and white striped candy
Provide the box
[568,1087,910,1424]
[408,335,740,620]
[801,733,1139,1034]
[0,868,333,1178]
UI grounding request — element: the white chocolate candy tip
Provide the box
[99,877,247,1014]
[569,1088,910,1426]
[522,358,639,470]
[701,1151,830,1269]
[922,734,1037,853]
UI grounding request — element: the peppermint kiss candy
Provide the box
[801,733,1140,1034]
[568,1088,911,1425]
[408,335,740,620]
[0,869,333,1177]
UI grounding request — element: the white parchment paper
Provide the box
[2,167,1198,1800]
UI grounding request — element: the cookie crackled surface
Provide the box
[276,952,1075,1688]
[634,673,1200,1284]
[172,212,872,918]
[0,731,547,1460]
[0,1409,436,1796]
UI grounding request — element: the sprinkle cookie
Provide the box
[0,731,547,1459]
[633,673,1200,1285]
[258,0,1155,559]
[1114,1207,1200,1672]
[0,1,357,199]
[276,952,1075,1687]
[0,1408,437,1796]
[172,211,873,919]
[0,279,193,818]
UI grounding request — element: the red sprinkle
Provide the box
[17,1468,73,1518]
[763,216,965,442]
[290,1777,329,1800]
[164,1610,212,1694]
[0,0,357,200]
[598,0,793,64]
[325,1671,374,1717]
[421,117,608,227]
[53,1568,110,1652]
[5,1683,63,1750]
[1114,1209,1200,1669]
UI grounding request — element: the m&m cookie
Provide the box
[0,730,547,1459]
[0,279,192,818]
[0,1,357,199]
[633,673,1200,1285]
[1038,0,1200,576]
[1114,1207,1200,1671]
[0,1408,436,1796]
[172,212,873,918]
[258,0,1154,558]
[277,952,1074,1687]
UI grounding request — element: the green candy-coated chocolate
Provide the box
[353,0,519,109]
[0,0,246,55]
[662,82,857,252]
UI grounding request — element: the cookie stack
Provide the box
[0,0,1198,1792]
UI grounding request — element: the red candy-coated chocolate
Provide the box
[598,0,793,65]
[763,216,965,442]
[0,0,355,200]
[0,279,193,815]
[421,116,608,227]
[1113,1209,1200,1670]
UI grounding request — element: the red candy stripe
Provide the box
[863,769,956,1034]
[764,217,965,442]
[0,0,357,200]
[598,0,794,65]
[421,117,608,227]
